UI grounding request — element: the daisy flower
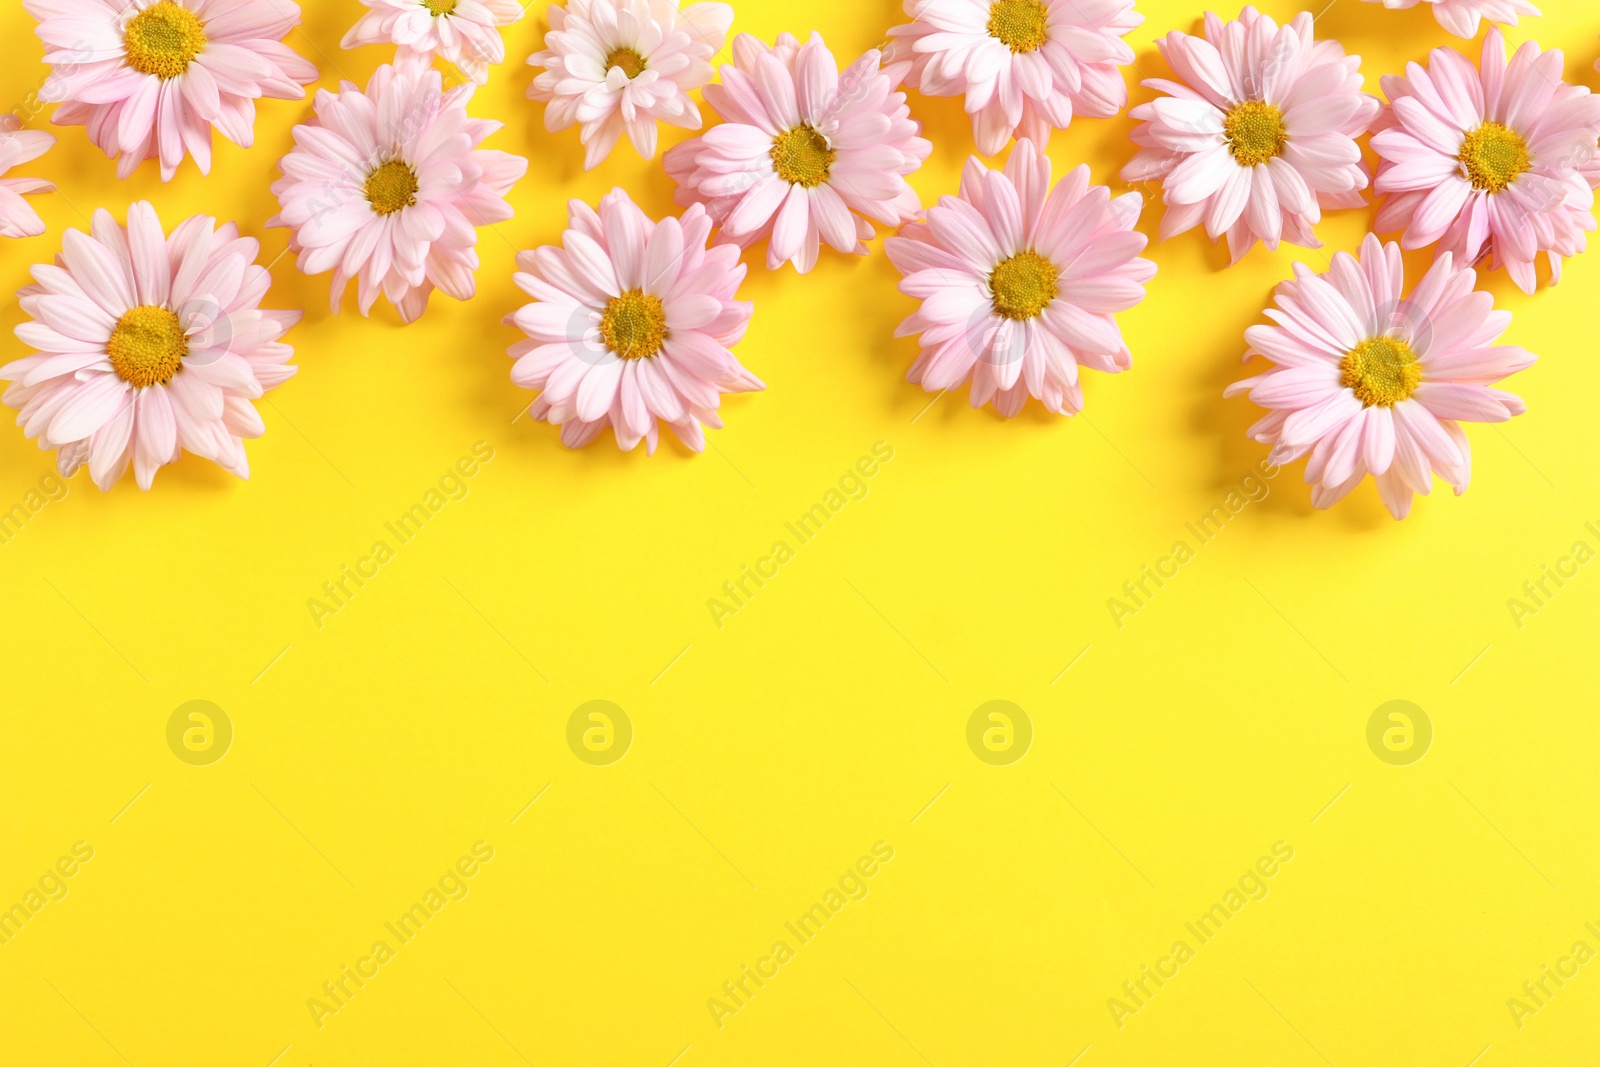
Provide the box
[0,125,55,238]
[1226,233,1534,520]
[27,0,319,181]
[664,32,932,273]
[505,188,762,453]
[1370,30,1600,294]
[884,139,1155,418]
[1358,0,1538,39]
[268,61,527,323]
[1121,7,1379,264]
[0,202,300,491]
[528,0,733,169]
[342,0,524,85]
[1592,52,1600,190]
[886,0,1142,157]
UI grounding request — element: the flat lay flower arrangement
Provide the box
[7,6,1600,1066]
[3,0,1595,520]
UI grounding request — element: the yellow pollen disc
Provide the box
[600,290,668,360]
[108,306,187,389]
[605,46,647,79]
[770,125,835,188]
[364,160,418,216]
[989,250,1059,321]
[986,0,1049,54]
[122,1,207,81]
[1223,100,1287,167]
[423,0,457,15]
[1340,336,1421,408]
[1458,121,1530,193]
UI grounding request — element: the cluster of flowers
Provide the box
[0,0,1594,520]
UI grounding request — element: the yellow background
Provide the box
[2,0,1598,1063]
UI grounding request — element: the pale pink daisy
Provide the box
[505,188,762,453]
[1121,7,1379,264]
[342,0,524,86]
[884,139,1155,418]
[1584,48,1600,189]
[268,61,527,323]
[27,0,319,181]
[886,0,1142,157]
[0,124,55,238]
[1226,234,1533,520]
[1358,0,1538,39]
[0,202,300,491]
[1371,30,1600,294]
[664,32,931,273]
[1594,50,1600,189]
[528,0,733,169]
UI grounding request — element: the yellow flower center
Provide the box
[364,160,418,216]
[1340,336,1421,408]
[1458,121,1530,193]
[987,0,1049,54]
[1223,100,1287,167]
[770,125,835,188]
[600,290,667,359]
[989,250,1059,321]
[423,0,457,14]
[108,306,188,389]
[122,1,207,80]
[605,46,647,79]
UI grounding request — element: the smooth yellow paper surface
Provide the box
[2,2,1598,1064]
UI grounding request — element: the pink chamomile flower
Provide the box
[0,202,300,491]
[0,125,55,238]
[1226,233,1534,520]
[1370,29,1600,294]
[886,0,1142,157]
[505,188,763,453]
[528,0,734,169]
[1584,43,1600,191]
[1358,0,1538,39]
[27,0,319,181]
[268,61,528,323]
[1121,7,1379,264]
[1594,49,1600,190]
[342,0,525,85]
[664,32,932,274]
[885,139,1156,418]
